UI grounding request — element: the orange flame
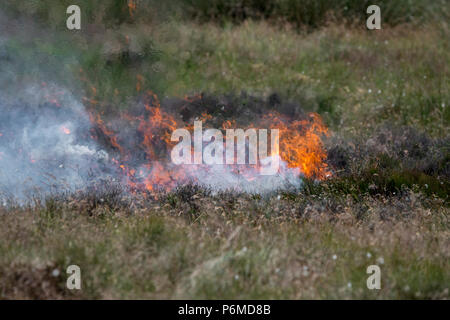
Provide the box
[88,92,331,194]
[128,0,136,17]
[60,126,71,135]
[262,112,331,179]
[89,112,124,155]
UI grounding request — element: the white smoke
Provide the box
[185,157,302,194]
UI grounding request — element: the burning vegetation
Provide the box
[90,91,331,194]
[0,85,331,201]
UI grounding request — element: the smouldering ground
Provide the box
[0,4,449,299]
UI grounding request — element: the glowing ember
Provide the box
[61,126,71,135]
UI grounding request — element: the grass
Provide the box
[155,21,449,134]
[182,0,449,29]
[0,186,448,299]
[0,2,449,299]
[2,5,448,133]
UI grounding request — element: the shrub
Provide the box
[182,0,448,29]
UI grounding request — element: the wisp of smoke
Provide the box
[0,84,112,203]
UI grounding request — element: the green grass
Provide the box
[154,21,449,134]
[2,4,448,132]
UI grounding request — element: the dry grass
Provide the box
[0,182,448,299]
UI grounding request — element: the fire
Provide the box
[88,92,331,194]
[61,126,71,135]
[138,93,178,160]
[141,162,187,192]
[89,112,124,154]
[262,112,331,179]
[128,0,136,16]
[136,93,187,192]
